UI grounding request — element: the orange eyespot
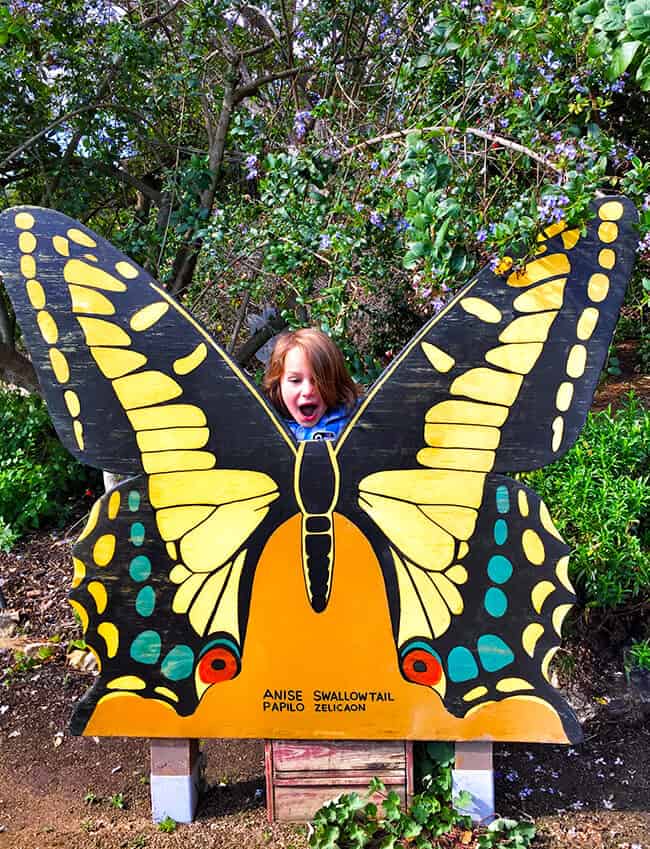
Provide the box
[401,648,443,686]
[198,646,240,683]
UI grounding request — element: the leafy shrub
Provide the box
[0,388,94,547]
[523,394,650,609]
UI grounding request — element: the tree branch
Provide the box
[0,343,39,395]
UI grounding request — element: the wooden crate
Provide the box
[265,740,414,822]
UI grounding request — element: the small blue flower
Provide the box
[319,234,331,250]
[395,218,411,233]
[369,211,385,229]
[476,228,488,242]
[245,154,258,180]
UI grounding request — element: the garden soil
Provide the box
[1,351,649,849]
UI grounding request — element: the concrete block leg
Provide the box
[150,738,203,823]
[452,741,494,823]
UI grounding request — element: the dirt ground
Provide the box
[0,346,649,849]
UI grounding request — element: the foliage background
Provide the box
[1,0,649,631]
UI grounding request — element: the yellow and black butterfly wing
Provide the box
[0,207,298,730]
[335,197,637,741]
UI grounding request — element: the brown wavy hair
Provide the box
[263,328,361,417]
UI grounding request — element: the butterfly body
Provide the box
[0,199,638,742]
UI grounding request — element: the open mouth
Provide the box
[299,403,318,419]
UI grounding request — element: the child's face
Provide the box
[280,345,327,427]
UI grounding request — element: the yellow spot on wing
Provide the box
[555,381,574,411]
[142,450,216,474]
[78,500,100,541]
[531,580,555,613]
[127,404,207,430]
[107,676,146,690]
[68,600,89,633]
[517,489,529,516]
[20,255,36,278]
[555,555,573,591]
[64,390,81,417]
[67,228,97,247]
[598,221,618,243]
[169,564,190,584]
[421,342,455,373]
[15,212,35,229]
[417,447,495,472]
[463,686,488,701]
[112,370,182,409]
[485,342,543,374]
[566,344,587,378]
[108,490,121,520]
[539,502,563,539]
[64,259,127,291]
[149,469,278,509]
[136,427,209,452]
[73,419,84,450]
[457,542,469,558]
[577,307,599,340]
[71,557,86,588]
[166,542,177,560]
[154,686,179,702]
[459,297,502,323]
[513,279,566,312]
[78,317,131,347]
[174,343,208,375]
[561,229,580,250]
[37,311,58,343]
[599,200,624,221]
[541,647,558,681]
[115,261,139,279]
[499,312,557,343]
[87,580,108,614]
[522,622,544,657]
[26,280,45,308]
[496,678,534,692]
[543,220,567,239]
[424,423,500,450]
[19,231,36,252]
[91,347,147,378]
[93,534,116,567]
[507,253,570,287]
[52,236,69,256]
[130,301,169,331]
[552,416,564,452]
[522,529,545,565]
[156,505,214,541]
[588,273,609,302]
[552,604,572,635]
[426,400,508,427]
[68,284,116,315]
[598,248,616,269]
[451,368,523,406]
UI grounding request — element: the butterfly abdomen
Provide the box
[295,440,340,612]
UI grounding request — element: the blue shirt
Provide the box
[284,403,355,442]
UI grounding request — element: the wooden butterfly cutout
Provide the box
[0,198,637,741]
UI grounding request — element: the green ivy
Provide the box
[0,389,95,548]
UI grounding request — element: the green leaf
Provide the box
[636,51,650,87]
[627,0,650,39]
[415,54,432,68]
[587,30,611,56]
[608,40,641,78]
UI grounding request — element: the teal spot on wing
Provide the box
[447,646,479,682]
[128,490,141,512]
[477,634,514,672]
[487,555,513,584]
[199,637,241,659]
[130,522,146,546]
[484,587,508,617]
[161,645,195,681]
[495,485,510,514]
[135,586,156,617]
[494,519,508,545]
[129,555,151,581]
[130,630,161,664]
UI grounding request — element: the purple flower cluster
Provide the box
[319,234,332,250]
[538,193,569,224]
[554,139,577,161]
[637,232,650,255]
[395,218,410,233]
[369,211,385,229]
[476,228,487,243]
[293,110,312,140]
[538,51,561,84]
[570,74,588,95]
[245,154,258,180]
